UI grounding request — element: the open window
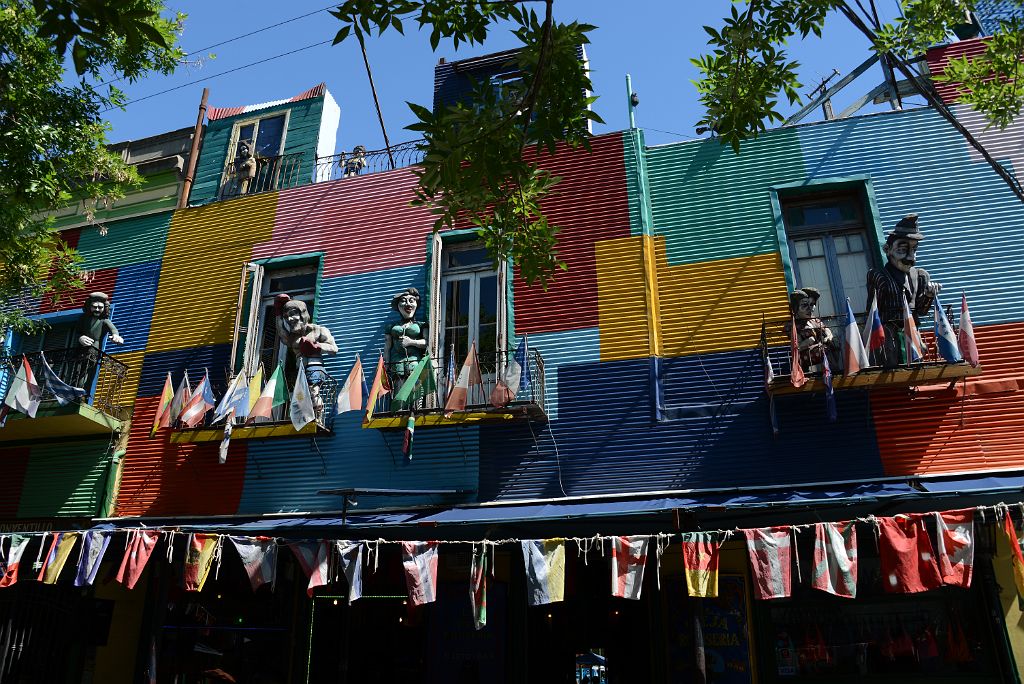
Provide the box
[221,112,290,198]
[438,243,502,366]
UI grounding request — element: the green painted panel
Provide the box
[646,128,805,265]
[623,128,653,236]
[76,210,172,270]
[18,440,111,517]
[49,170,181,231]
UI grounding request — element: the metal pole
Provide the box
[626,73,636,129]
[356,30,395,170]
[178,87,208,209]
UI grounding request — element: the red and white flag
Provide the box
[935,509,974,588]
[611,535,649,600]
[179,371,215,428]
[878,516,941,593]
[116,530,160,590]
[288,541,330,597]
[444,342,483,415]
[743,527,793,600]
[811,522,857,598]
[788,317,807,388]
[3,356,41,418]
[229,536,277,591]
[0,534,32,588]
[958,293,980,368]
[401,541,439,605]
[336,357,364,413]
[843,298,870,374]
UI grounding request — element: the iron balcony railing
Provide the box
[313,140,423,182]
[370,349,546,417]
[219,151,309,199]
[0,348,129,421]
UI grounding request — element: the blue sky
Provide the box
[101,1,917,151]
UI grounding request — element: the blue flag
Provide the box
[39,353,86,405]
[822,352,837,423]
[516,335,531,393]
[933,298,963,363]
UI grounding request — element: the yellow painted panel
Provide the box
[147,194,277,353]
[364,412,517,430]
[595,236,650,362]
[110,349,145,409]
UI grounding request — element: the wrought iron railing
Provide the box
[219,151,309,199]
[0,349,129,420]
[313,140,423,182]
[370,349,546,417]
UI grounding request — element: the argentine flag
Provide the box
[933,297,963,363]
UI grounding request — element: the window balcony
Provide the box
[760,315,982,395]
[363,349,547,429]
[0,349,129,441]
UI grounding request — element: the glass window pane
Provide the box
[477,275,498,359]
[808,239,825,257]
[446,247,491,269]
[848,233,863,251]
[794,240,809,258]
[255,115,285,157]
[238,123,255,145]
[444,279,471,362]
[837,252,870,314]
[833,235,848,254]
[786,207,806,227]
[267,270,316,296]
[796,256,836,318]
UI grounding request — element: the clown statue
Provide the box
[786,287,834,375]
[274,295,338,414]
[384,287,427,410]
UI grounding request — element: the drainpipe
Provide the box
[101,448,126,518]
[178,87,209,209]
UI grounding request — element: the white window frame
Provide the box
[228,110,291,160]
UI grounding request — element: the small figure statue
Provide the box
[274,295,338,370]
[72,292,123,389]
[233,140,258,194]
[385,288,427,409]
[865,214,941,367]
[786,287,834,374]
[343,145,367,178]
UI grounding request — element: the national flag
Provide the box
[402,413,415,459]
[471,543,491,630]
[788,317,807,388]
[179,371,215,428]
[247,365,264,412]
[363,354,391,423]
[822,352,837,423]
[288,541,330,597]
[861,296,886,353]
[290,360,317,431]
[902,299,926,363]
[611,535,649,600]
[958,293,980,368]
[0,534,31,588]
[3,356,41,418]
[842,299,870,375]
[521,539,565,605]
[878,515,942,593]
[932,298,963,363]
[169,371,191,426]
[445,344,456,401]
[247,365,288,424]
[743,527,793,600]
[39,352,85,404]
[219,410,234,464]
[680,532,721,598]
[810,522,857,598]
[445,342,483,415]
[392,354,437,406]
[228,536,277,591]
[1002,513,1024,597]
[183,533,219,592]
[213,372,250,423]
[116,529,161,590]
[336,357,364,413]
[935,510,973,588]
[74,530,111,587]
[402,541,440,606]
[490,339,525,408]
[38,532,79,584]
[336,541,364,603]
[764,352,775,390]
[518,335,531,393]
[150,372,174,437]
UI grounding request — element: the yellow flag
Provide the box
[248,366,264,412]
[39,532,80,584]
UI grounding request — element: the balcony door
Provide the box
[440,245,499,370]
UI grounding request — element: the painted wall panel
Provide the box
[0,447,30,518]
[38,267,118,315]
[136,344,233,398]
[108,349,146,410]
[110,261,161,354]
[77,212,171,270]
[515,327,601,422]
[595,236,649,361]
[18,440,111,518]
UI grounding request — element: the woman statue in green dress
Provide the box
[385,287,427,409]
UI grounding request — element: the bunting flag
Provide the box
[490,338,525,408]
[180,371,215,428]
[681,532,721,598]
[74,530,111,587]
[116,530,160,590]
[445,344,456,401]
[1002,513,1024,597]
[743,527,793,600]
[247,365,264,412]
[788,317,807,388]
[336,541,364,603]
[247,365,287,424]
[169,371,191,426]
[878,516,942,593]
[151,372,175,437]
[521,539,565,605]
[822,352,837,423]
[39,352,86,404]
[3,356,41,418]
[288,541,330,597]
[843,299,870,375]
[611,535,649,600]
[363,354,391,423]
[811,522,857,598]
[934,510,973,588]
[861,296,886,353]
[219,410,234,464]
[471,543,490,630]
[0,534,31,588]
[38,532,80,584]
[902,299,926,363]
[444,342,483,415]
[403,413,416,459]
[933,298,963,363]
[290,360,317,431]
[229,536,277,591]
[336,357,364,413]
[183,533,219,592]
[402,541,439,606]
[393,354,437,405]
[213,373,250,423]
[958,293,980,368]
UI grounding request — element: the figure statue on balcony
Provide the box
[385,288,427,409]
[343,145,367,178]
[75,292,123,349]
[274,295,338,371]
[865,214,942,367]
[786,287,834,375]
[233,140,258,194]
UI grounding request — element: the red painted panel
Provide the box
[39,267,118,314]
[873,321,1024,475]
[0,447,30,518]
[512,132,632,334]
[116,395,247,517]
[926,39,989,105]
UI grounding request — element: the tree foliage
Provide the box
[0,1,182,330]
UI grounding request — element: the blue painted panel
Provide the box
[137,343,233,397]
[110,261,160,354]
[520,327,601,421]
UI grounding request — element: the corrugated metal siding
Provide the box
[52,171,182,231]
[595,236,649,361]
[0,447,30,518]
[147,194,276,353]
[432,51,519,111]
[136,344,233,397]
[873,321,1024,475]
[513,132,632,334]
[77,212,171,270]
[950,103,1024,186]
[110,261,161,354]
[108,348,145,409]
[926,39,988,105]
[39,267,118,315]
[18,440,111,517]
[517,327,601,422]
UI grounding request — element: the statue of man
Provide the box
[75,292,123,349]
[274,295,338,370]
[385,287,427,411]
[865,214,942,367]
[234,140,258,194]
[785,287,833,374]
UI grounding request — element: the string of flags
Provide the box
[3,500,1023,631]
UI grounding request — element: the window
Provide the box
[233,113,287,159]
[221,113,290,198]
[782,193,875,317]
[438,243,502,366]
[17,321,76,353]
